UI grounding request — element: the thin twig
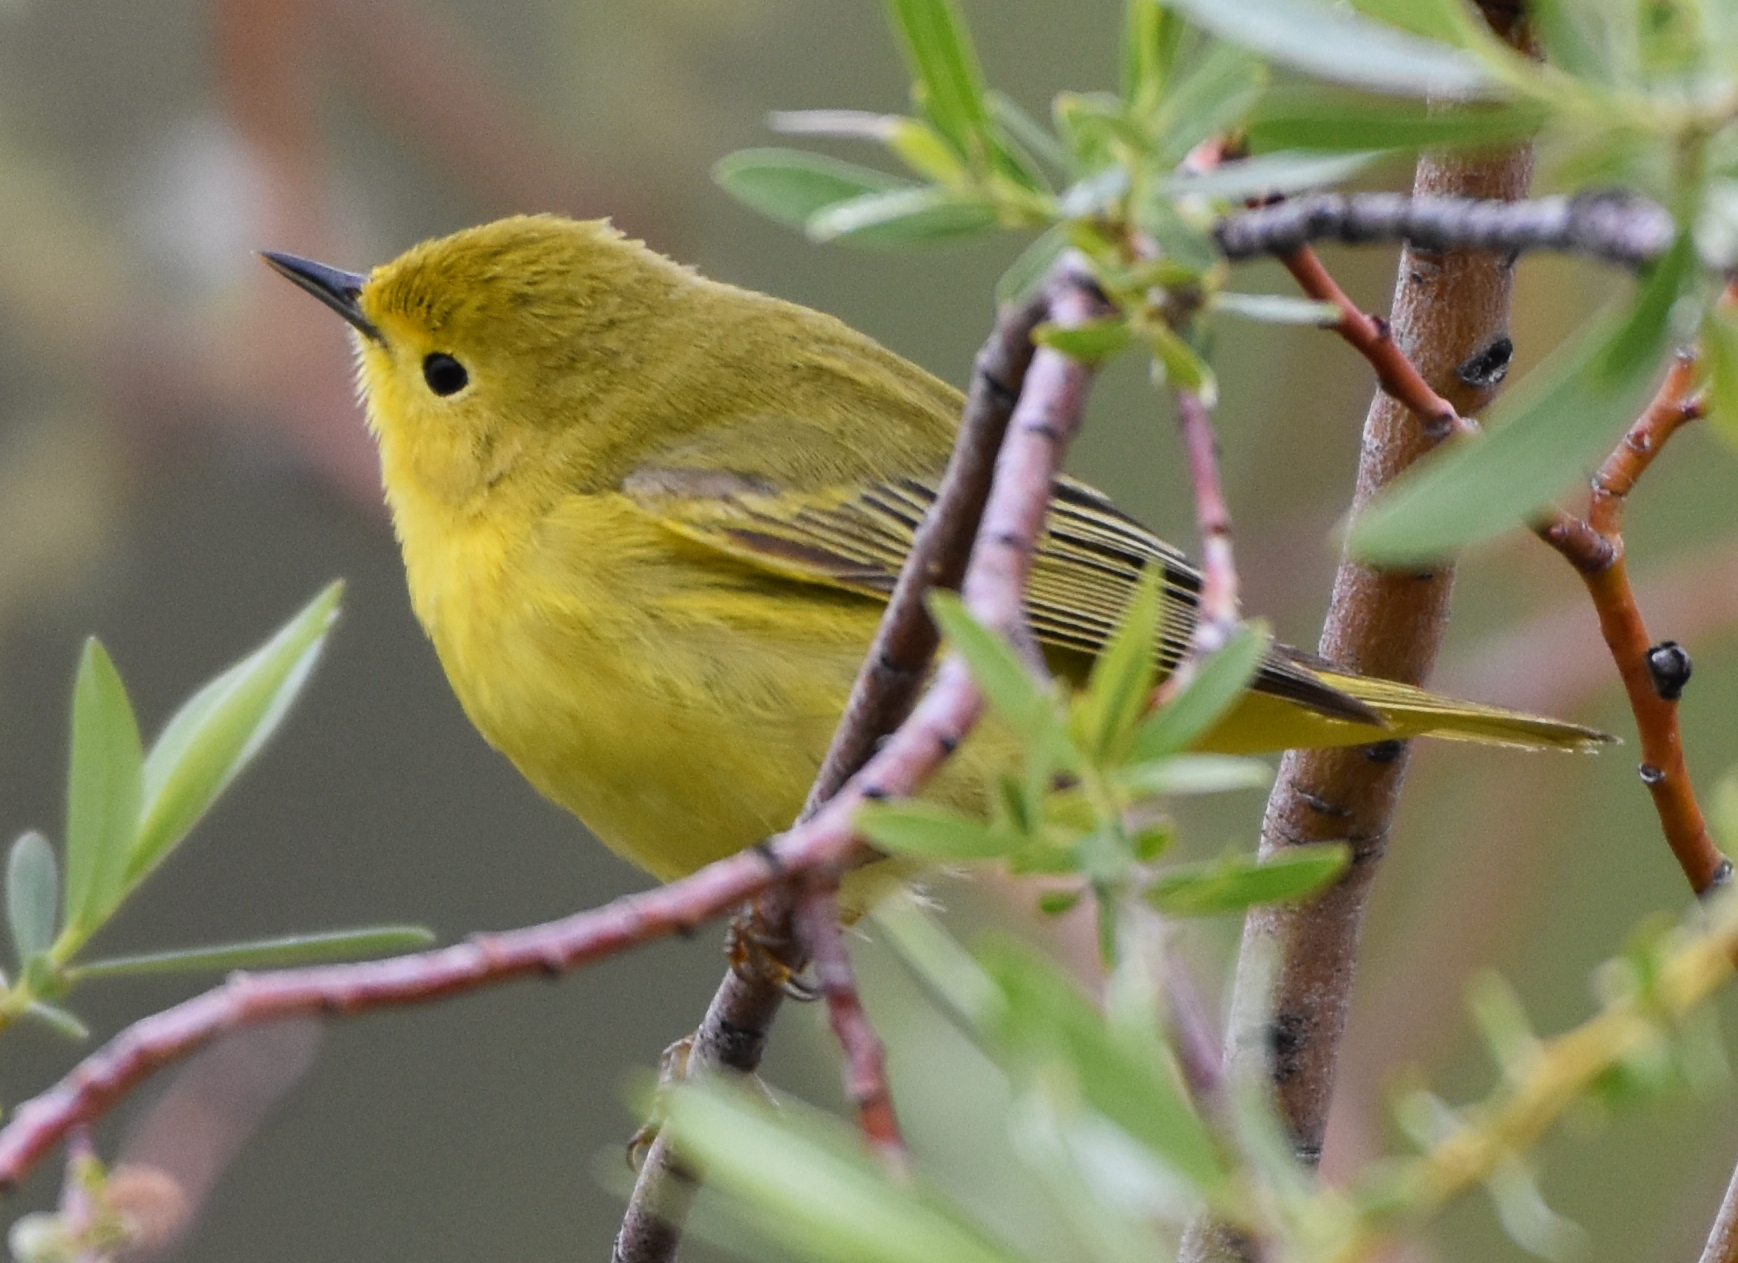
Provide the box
[614,285,1056,1263]
[796,883,907,1171]
[1281,246,1473,441]
[1532,353,1728,894]
[1175,389,1240,654]
[1216,191,1675,271]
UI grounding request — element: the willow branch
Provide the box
[1216,191,1674,271]
[1220,139,1535,1173]
[1533,352,1728,894]
[1700,1146,1738,1263]
[796,884,907,1170]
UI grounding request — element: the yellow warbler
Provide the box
[263,214,1606,881]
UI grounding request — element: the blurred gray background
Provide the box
[0,2,1734,1260]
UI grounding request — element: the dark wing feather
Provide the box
[626,468,1380,726]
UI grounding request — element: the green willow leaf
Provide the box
[666,1081,1031,1263]
[1212,293,1342,325]
[69,925,434,981]
[1035,316,1135,363]
[1144,843,1350,914]
[1160,0,1498,99]
[996,225,1069,306]
[1700,302,1738,452]
[714,148,913,230]
[1348,234,1695,564]
[7,832,58,966]
[855,801,1018,861]
[23,1001,88,1041]
[1074,566,1163,760]
[63,639,144,939]
[1164,149,1380,200]
[1125,622,1268,761]
[885,0,994,160]
[131,583,342,892]
[1249,89,1546,153]
[1111,754,1271,798]
[807,187,999,246]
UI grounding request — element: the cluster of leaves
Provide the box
[716,0,1737,570]
[0,584,429,1041]
[856,570,1349,963]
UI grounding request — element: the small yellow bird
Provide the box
[263,215,1606,881]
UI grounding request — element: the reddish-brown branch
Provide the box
[1281,246,1473,440]
[1532,353,1726,894]
[796,884,907,1171]
[1176,389,1240,653]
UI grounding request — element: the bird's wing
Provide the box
[623,465,1381,726]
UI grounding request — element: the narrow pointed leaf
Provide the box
[131,583,342,890]
[1126,622,1268,760]
[1159,0,1498,99]
[1035,317,1135,363]
[807,187,999,246]
[996,225,1069,306]
[1075,567,1163,759]
[69,925,434,981]
[1213,293,1342,326]
[1147,40,1267,165]
[885,0,993,160]
[980,941,1225,1190]
[1144,843,1349,915]
[1249,89,1547,153]
[22,1001,88,1041]
[665,1081,1031,1263]
[714,148,913,230]
[873,901,1005,1033]
[985,91,1069,176]
[856,801,1018,861]
[1348,236,1694,564]
[7,832,58,965]
[1111,754,1271,798]
[1165,149,1380,201]
[63,639,144,936]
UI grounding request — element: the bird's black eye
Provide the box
[422,353,469,396]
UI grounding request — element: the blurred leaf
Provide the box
[1696,180,1738,273]
[131,583,342,892]
[63,639,144,939]
[986,91,1070,176]
[856,801,1019,861]
[873,901,1005,1033]
[885,0,994,160]
[1701,302,1738,452]
[22,1001,88,1041]
[1349,0,1478,44]
[1348,235,1695,564]
[1165,149,1380,200]
[1144,843,1349,914]
[808,187,1000,246]
[1122,0,1185,108]
[1038,888,1086,915]
[1249,89,1546,153]
[69,925,435,981]
[1146,40,1267,165]
[1145,324,1218,404]
[714,148,913,230]
[981,941,1225,1190]
[665,1081,1031,1263]
[1073,566,1163,759]
[1486,1157,1588,1263]
[996,225,1069,306]
[1467,971,1541,1081]
[1159,0,1497,99]
[1111,754,1271,798]
[7,831,57,966]
[1125,622,1267,760]
[1212,293,1342,325]
[927,592,1061,744]
[1035,316,1135,363]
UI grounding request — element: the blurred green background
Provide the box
[0,2,1734,1260]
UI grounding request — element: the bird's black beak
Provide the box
[259,250,384,344]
